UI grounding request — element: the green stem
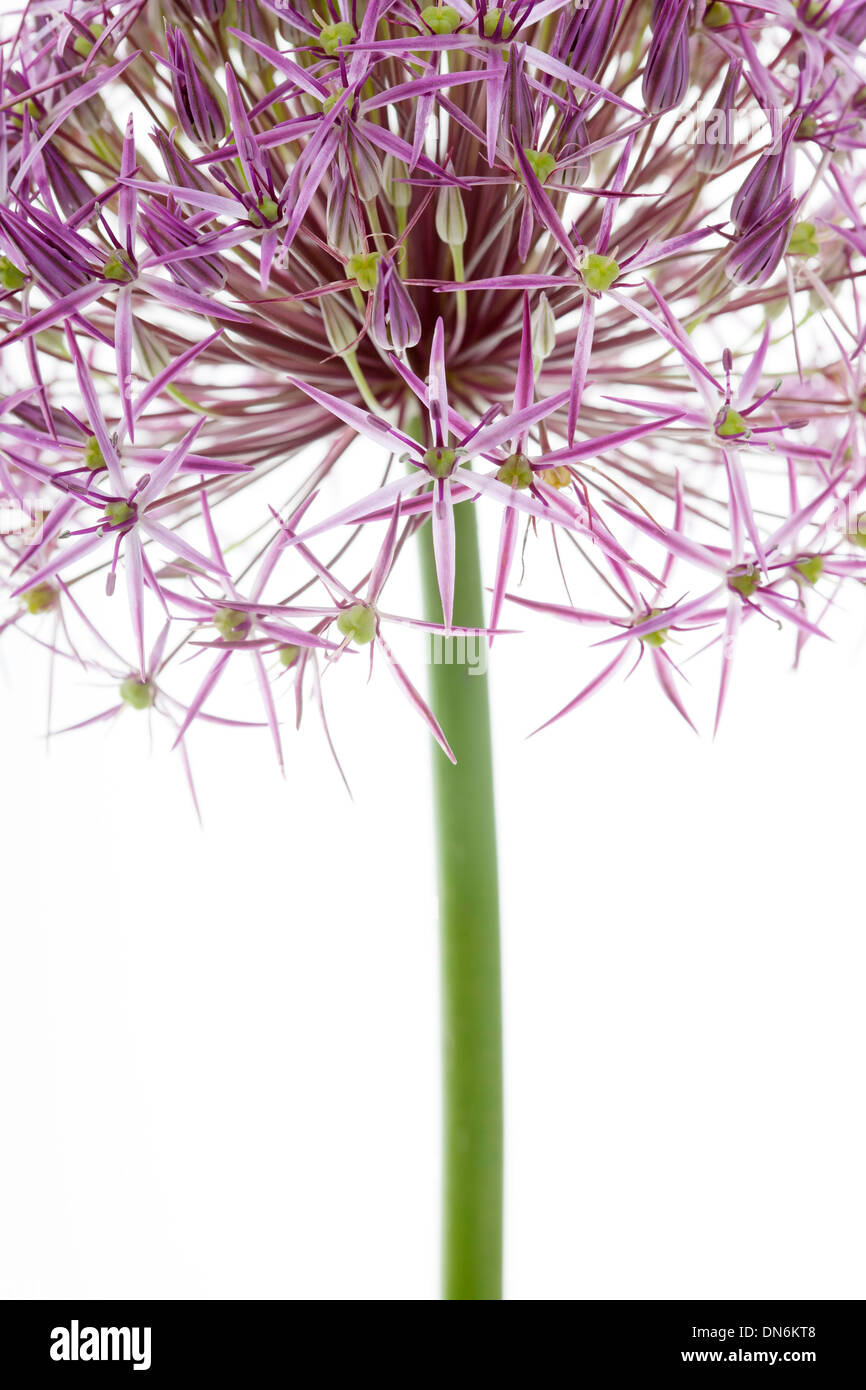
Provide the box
[419,496,503,1301]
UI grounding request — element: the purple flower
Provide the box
[643,0,691,113]
[0,0,863,768]
[164,27,225,146]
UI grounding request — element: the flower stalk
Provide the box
[419,492,503,1302]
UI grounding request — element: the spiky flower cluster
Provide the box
[2,0,866,784]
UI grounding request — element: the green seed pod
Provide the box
[23,582,58,615]
[538,464,572,490]
[420,5,461,34]
[104,501,134,527]
[347,251,381,292]
[423,445,458,478]
[795,555,823,585]
[253,195,280,226]
[787,221,819,258]
[638,609,668,645]
[120,676,155,710]
[84,437,107,471]
[727,565,760,598]
[483,8,514,39]
[522,149,556,184]
[337,603,377,644]
[103,252,133,282]
[0,255,26,290]
[582,254,619,293]
[716,407,749,438]
[704,1,731,26]
[319,22,356,55]
[846,515,866,549]
[213,607,249,642]
[278,644,301,668]
[496,453,533,489]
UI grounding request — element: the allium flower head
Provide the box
[2,0,866,788]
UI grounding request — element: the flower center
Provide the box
[278,644,301,668]
[120,676,155,709]
[84,437,106,472]
[795,555,823,585]
[23,583,57,614]
[319,22,356,55]
[638,609,667,646]
[496,453,533,489]
[103,252,134,283]
[337,603,377,644]
[538,465,572,489]
[104,501,134,527]
[727,564,760,597]
[846,515,866,549]
[482,8,514,39]
[421,5,460,33]
[423,445,458,478]
[582,254,619,293]
[347,251,381,292]
[0,256,26,290]
[522,149,556,184]
[787,221,819,258]
[213,607,249,642]
[251,195,280,226]
[716,407,748,438]
[704,2,731,26]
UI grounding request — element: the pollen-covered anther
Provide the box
[337,603,377,644]
[421,4,461,33]
[727,564,760,598]
[120,676,155,710]
[423,446,458,478]
[496,453,533,489]
[319,22,356,55]
[213,608,249,643]
[23,583,57,615]
[715,407,749,438]
[582,254,619,293]
[347,251,380,292]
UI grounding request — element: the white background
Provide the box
[1,533,865,1302]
